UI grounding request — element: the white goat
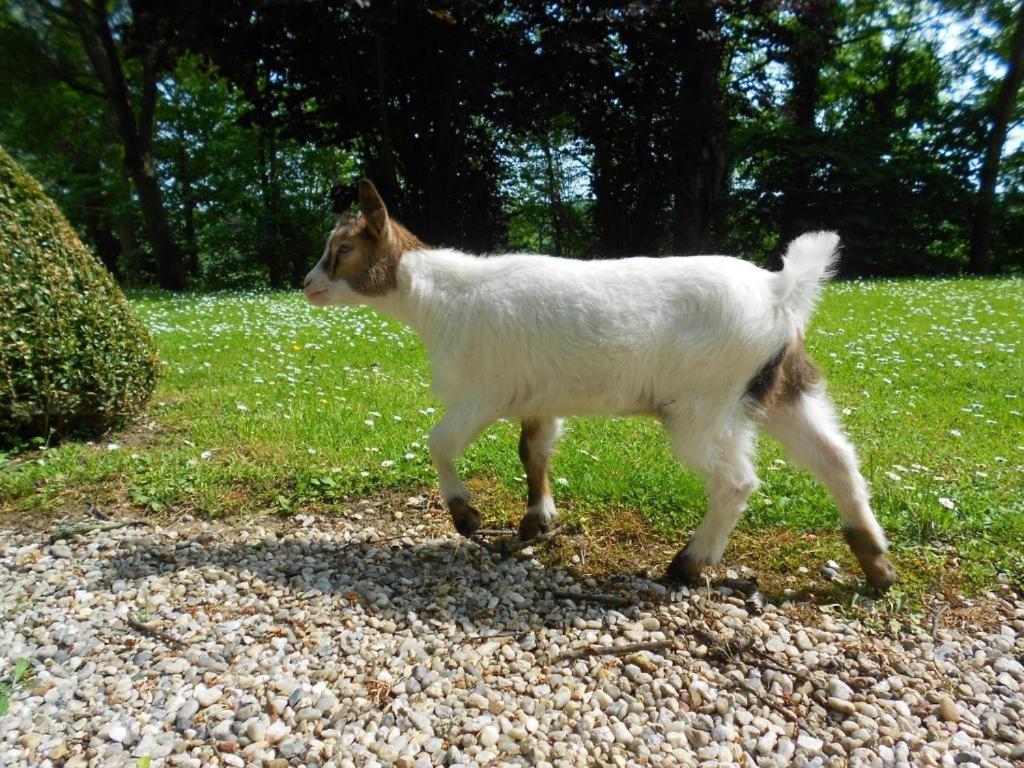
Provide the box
[303,180,896,590]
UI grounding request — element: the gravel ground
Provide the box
[2,508,1022,768]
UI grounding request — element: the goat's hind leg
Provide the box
[517,417,563,540]
[665,421,760,585]
[762,390,896,591]
[430,407,493,536]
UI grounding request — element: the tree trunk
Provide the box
[115,156,140,284]
[670,1,726,254]
[540,136,565,255]
[373,35,400,202]
[176,130,200,278]
[116,209,139,285]
[68,0,185,290]
[778,0,839,247]
[969,0,1024,274]
[258,126,288,288]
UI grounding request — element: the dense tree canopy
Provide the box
[1,0,1022,285]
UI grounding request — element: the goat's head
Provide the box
[304,179,422,306]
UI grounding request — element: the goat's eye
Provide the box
[337,244,353,255]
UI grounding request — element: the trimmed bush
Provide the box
[0,146,158,445]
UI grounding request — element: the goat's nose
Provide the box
[303,276,312,289]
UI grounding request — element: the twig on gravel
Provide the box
[473,529,517,537]
[555,639,677,662]
[549,590,635,608]
[125,616,188,650]
[734,678,802,724]
[692,627,753,662]
[931,604,949,639]
[692,624,810,681]
[711,577,765,615]
[687,622,809,725]
[462,629,533,644]
[48,519,151,544]
[470,525,571,556]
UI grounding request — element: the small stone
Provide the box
[797,734,823,756]
[827,678,854,701]
[245,719,267,742]
[954,753,982,765]
[175,698,200,729]
[195,685,223,707]
[479,725,499,748]
[828,696,856,715]
[279,739,306,759]
[756,731,777,756]
[47,742,70,761]
[938,696,960,722]
[611,721,633,745]
[19,733,42,751]
[266,721,289,744]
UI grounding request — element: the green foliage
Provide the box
[0,146,159,446]
[0,657,31,716]
[2,1,1023,280]
[156,58,350,288]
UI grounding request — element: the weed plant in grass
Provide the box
[1,278,1021,594]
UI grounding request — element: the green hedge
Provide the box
[0,146,158,445]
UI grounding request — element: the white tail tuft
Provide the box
[773,231,840,329]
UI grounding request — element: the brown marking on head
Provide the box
[746,335,821,408]
[325,179,425,296]
[519,419,553,509]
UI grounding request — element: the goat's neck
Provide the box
[369,249,458,348]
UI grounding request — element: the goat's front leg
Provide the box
[517,417,563,540]
[429,407,493,536]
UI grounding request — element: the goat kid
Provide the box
[303,180,896,591]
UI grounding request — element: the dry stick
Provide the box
[687,622,808,726]
[555,638,677,663]
[931,603,949,640]
[694,626,808,680]
[48,519,151,544]
[470,525,571,556]
[462,628,533,644]
[734,677,802,725]
[125,616,188,650]
[473,529,517,537]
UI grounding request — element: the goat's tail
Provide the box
[772,231,840,329]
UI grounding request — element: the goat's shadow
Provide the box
[100,529,676,642]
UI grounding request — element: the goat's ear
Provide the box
[358,178,388,238]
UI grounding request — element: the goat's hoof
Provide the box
[844,527,897,593]
[448,498,481,537]
[518,512,550,541]
[862,556,897,593]
[664,546,705,586]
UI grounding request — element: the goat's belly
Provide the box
[501,374,701,420]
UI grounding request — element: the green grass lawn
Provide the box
[2,278,1022,600]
